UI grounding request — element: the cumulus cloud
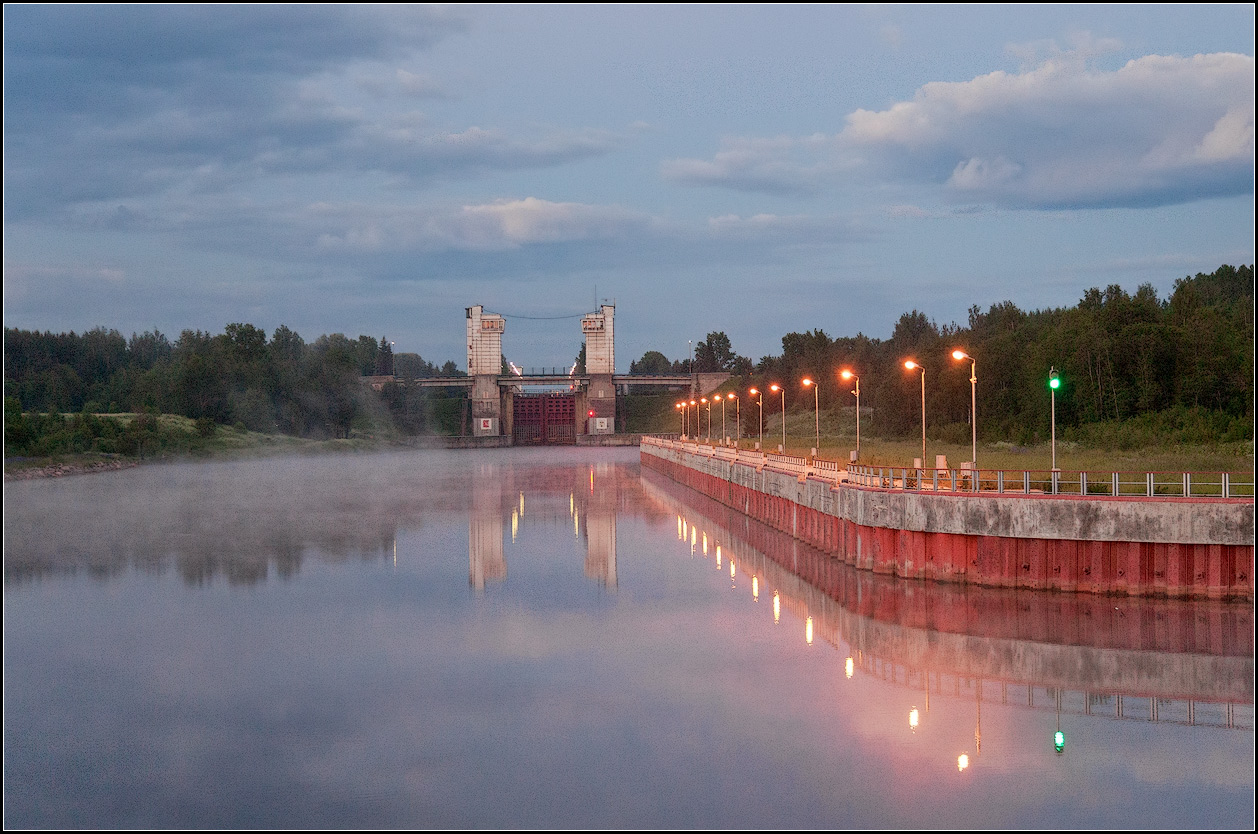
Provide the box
[841,50,1255,208]
[664,46,1252,210]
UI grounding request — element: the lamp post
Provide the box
[840,369,860,461]
[689,399,697,438]
[769,383,785,452]
[802,378,819,458]
[904,360,926,468]
[701,397,710,442]
[749,388,763,450]
[676,402,684,437]
[728,393,739,446]
[715,394,726,445]
[1049,368,1060,472]
[951,349,977,468]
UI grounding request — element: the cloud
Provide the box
[705,212,863,243]
[2,5,614,220]
[661,135,837,195]
[661,46,1253,210]
[313,197,652,253]
[395,69,446,99]
[355,125,619,183]
[841,50,1255,208]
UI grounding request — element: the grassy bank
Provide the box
[5,401,1253,480]
[2,411,418,479]
[644,399,1254,475]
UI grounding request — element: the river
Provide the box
[3,446,1253,828]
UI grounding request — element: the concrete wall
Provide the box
[641,441,1254,600]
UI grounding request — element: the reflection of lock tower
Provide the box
[467,305,505,436]
[582,304,615,435]
[469,463,506,591]
[583,463,617,587]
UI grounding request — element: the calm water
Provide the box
[3,447,1254,829]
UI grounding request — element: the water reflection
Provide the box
[4,450,653,590]
[640,467,1255,752]
[3,448,1253,828]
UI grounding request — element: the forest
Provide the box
[657,264,1253,448]
[3,264,1253,458]
[3,325,466,456]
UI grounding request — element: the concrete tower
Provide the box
[466,305,505,436]
[582,304,615,434]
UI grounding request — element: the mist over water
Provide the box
[4,447,1253,828]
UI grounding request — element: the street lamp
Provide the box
[840,369,860,461]
[904,360,926,468]
[801,378,820,458]
[676,402,684,436]
[951,349,977,468]
[701,397,710,442]
[689,399,697,437]
[728,392,739,446]
[715,394,726,445]
[769,383,786,452]
[749,388,763,450]
[1049,368,1060,472]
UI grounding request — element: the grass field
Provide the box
[668,405,1254,476]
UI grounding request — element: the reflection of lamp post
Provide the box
[904,360,926,467]
[840,369,860,461]
[728,393,739,446]
[769,384,785,452]
[952,349,977,467]
[749,388,763,450]
[802,378,819,457]
[1054,687,1065,755]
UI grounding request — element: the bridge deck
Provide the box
[389,374,697,388]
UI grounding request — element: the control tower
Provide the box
[582,304,615,435]
[467,305,505,436]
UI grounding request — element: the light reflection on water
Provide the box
[3,447,1253,828]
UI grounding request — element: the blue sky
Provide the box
[3,4,1254,371]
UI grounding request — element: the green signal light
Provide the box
[1048,371,1060,390]
[1054,730,1065,753]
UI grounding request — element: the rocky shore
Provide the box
[4,458,140,481]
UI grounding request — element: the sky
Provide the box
[3,4,1254,371]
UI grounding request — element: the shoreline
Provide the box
[4,458,141,481]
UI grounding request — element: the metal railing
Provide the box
[641,437,1255,499]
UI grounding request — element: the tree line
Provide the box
[5,264,1252,457]
[628,264,1253,447]
[4,324,466,450]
